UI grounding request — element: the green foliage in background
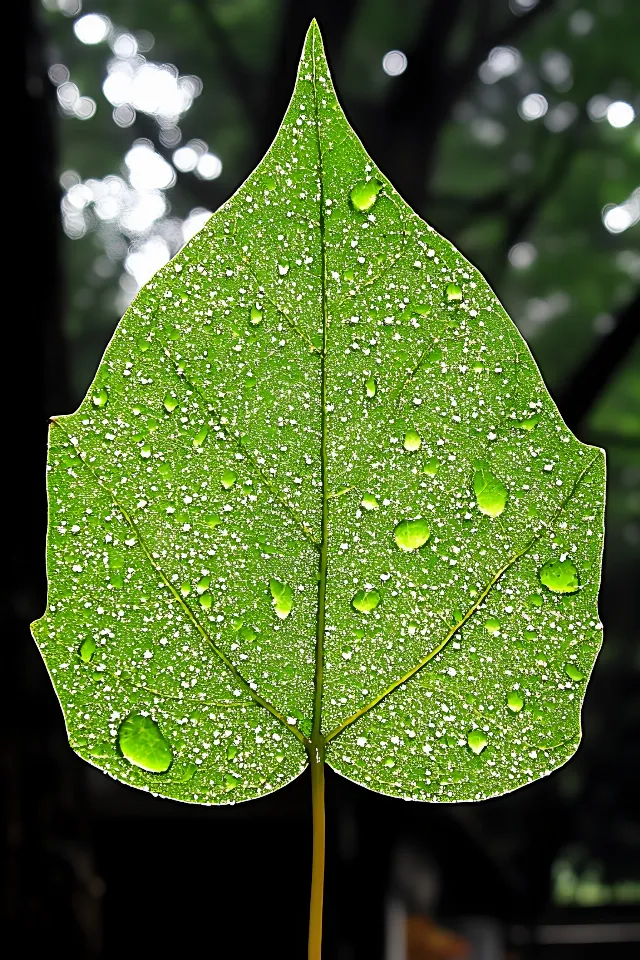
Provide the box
[34,24,605,805]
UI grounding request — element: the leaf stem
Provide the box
[308,736,326,960]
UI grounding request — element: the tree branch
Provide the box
[556,291,640,432]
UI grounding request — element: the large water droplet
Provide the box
[351,588,381,613]
[473,460,507,518]
[269,578,293,619]
[507,690,524,712]
[365,376,376,398]
[221,468,237,489]
[92,387,108,408]
[394,517,430,552]
[403,429,421,451]
[446,282,462,301]
[78,636,97,663]
[467,730,487,755]
[118,713,173,773]
[196,575,211,594]
[565,663,585,681]
[250,306,263,325]
[361,492,379,511]
[350,178,383,212]
[539,557,580,594]
[163,392,179,413]
[199,592,213,610]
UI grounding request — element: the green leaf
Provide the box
[33,22,605,805]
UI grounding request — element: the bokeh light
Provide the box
[518,93,548,120]
[73,13,111,45]
[382,50,407,77]
[606,100,635,128]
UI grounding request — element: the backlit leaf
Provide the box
[32,22,605,805]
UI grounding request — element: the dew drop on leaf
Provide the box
[529,593,544,608]
[467,730,488,755]
[250,306,263,325]
[539,557,580,594]
[394,517,430,552]
[174,761,197,783]
[78,636,97,663]
[473,460,507,518]
[224,773,241,791]
[350,178,382,212]
[118,713,173,773]
[365,376,376,398]
[507,690,524,713]
[484,617,501,634]
[226,743,238,761]
[565,663,585,681]
[204,513,221,529]
[351,588,381,613]
[518,413,541,431]
[361,492,379,511]
[403,429,421,451]
[193,426,209,448]
[163,393,179,413]
[221,468,237,489]
[92,387,108,408]
[199,592,213,610]
[446,282,462,301]
[423,457,439,476]
[270,578,294,619]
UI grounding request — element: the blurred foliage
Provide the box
[41,0,638,890]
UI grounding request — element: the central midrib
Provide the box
[311,30,329,744]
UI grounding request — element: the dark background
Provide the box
[8,1,639,957]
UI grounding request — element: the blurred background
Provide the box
[8,0,639,957]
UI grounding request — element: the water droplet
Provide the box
[350,178,383,212]
[565,663,585,681]
[278,263,289,276]
[507,690,524,712]
[78,636,97,663]
[365,376,376,398]
[473,460,507,518]
[224,773,241,791]
[118,713,173,773]
[524,629,536,641]
[394,517,430,552]
[196,575,211,594]
[140,443,152,459]
[221,468,237,489]
[351,588,381,613]
[343,268,355,282]
[250,306,263,325]
[193,425,209,448]
[269,578,293,619]
[199,592,213,610]
[204,513,221,529]
[158,463,172,479]
[163,392,179,413]
[403,429,421,451]
[423,457,439,476]
[383,757,395,768]
[226,743,238,761]
[92,387,108,408]
[518,413,541,431]
[484,617,501,634]
[472,360,484,373]
[414,303,431,317]
[539,557,580,594]
[180,580,191,596]
[467,730,487,755]
[361,492,379,511]
[529,593,543,608]
[428,346,443,363]
[239,624,257,643]
[136,336,150,352]
[446,282,462,301]
[453,607,463,623]
[174,761,197,783]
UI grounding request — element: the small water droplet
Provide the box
[507,690,524,712]
[193,425,209,448]
[92,387,108,408]
[565,663,585,681]
[365,376,376,398]
[518,413,541,431]
[224,773,241,791]
[78,637,97,663]
[351,588,381,613]
[524,629,536,641]
[472,360,484,372]
[140,443,152,459]
[394,517,430,552]
[539,557,580,594]
[269,578,293,619]
[180,580,191,596]
[158,463,172,479]
[403,429,421,451]
[163,392,179,413]
[473,460,507,518]
[226,743,238,761]
[199,592,213,609]
[174,761,197,783]
[446,282,462,301]
[221,468,237,489]
[250,306,263,325]
[204,513,221,529]
[350,178,383,212]
[196,575,211,594]
[383,757,395,768]
[118,713,173,773]
[467,730,487,755]
[529,593,543,608]
[423,457,439,476]
[414,303,431,317]
[343,268,355,282]
[239,624,257,643]
[361,492,379,511]
[484,617,501,634]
